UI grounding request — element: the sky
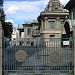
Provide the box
[3,0,69,27]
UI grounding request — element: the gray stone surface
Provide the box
[0,49,2,57]
[73,27,75,75]
[0,25,2,75]
[0,67,2,75]
[0,58,2,67]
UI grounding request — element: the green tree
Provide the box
[0,0,13,38]
[0,0,5,22]
[2,22,13,38]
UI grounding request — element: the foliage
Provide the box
[2,22,13,38]
[0,0,13,38]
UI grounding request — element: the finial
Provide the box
[44,0,65,12]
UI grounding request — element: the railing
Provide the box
[3,38,73,75]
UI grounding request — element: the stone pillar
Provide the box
[44,17,48,30]
[56,17,60,30]
[73,26,75,75]
[41,19,43,30]
[0,24,3,75]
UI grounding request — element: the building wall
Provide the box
[24,24,33,38]
[40,17,66,39]
[40,33,61,38]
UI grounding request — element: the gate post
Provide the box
[0,22,3,75]
[73,26,75,75]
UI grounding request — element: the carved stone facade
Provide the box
[45,0,64,12]
[17,20,40,38]
[38,0,69,39]
[3,0,74,75]
[18,0,69,39]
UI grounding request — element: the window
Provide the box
[48,21,55,29]
[27,28,32,35]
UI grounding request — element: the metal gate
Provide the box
[3,38,73,75]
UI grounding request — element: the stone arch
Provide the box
[64,19,74,37]
[64,21,70,37]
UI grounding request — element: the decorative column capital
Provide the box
[56,17,60,20]
[44,17,48,20]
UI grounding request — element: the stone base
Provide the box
[5,72,73,75]
[0,67,2,75]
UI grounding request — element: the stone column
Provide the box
[56,17,60,30]
[73,26,75,75]
[44,17,48,30]
[24,25,26,38]
[41,19,43,30]
[0,23,3,75]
